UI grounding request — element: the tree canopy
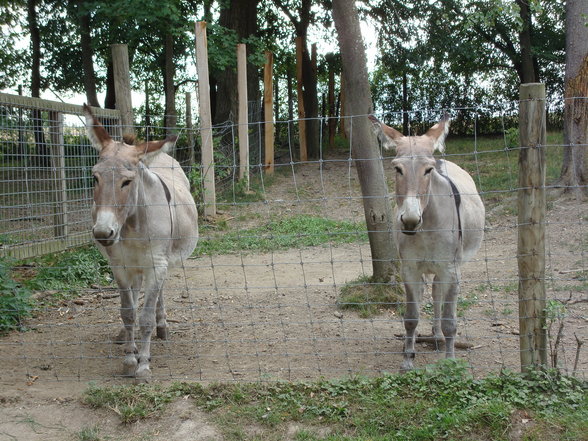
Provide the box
[0,0,566,134]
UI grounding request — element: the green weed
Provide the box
[25,246,110,297]
[76,425,102,441]
[196,215,367,256]
[0,259,33,333]
[83,361,588,441]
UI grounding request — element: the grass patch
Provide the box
[21,246,111,299]
[83,360,588,441]
[0,246,112,328]
[0,258,33,333]
[196,215,368,256]
[445,131,564,208]
[338,275,403,318]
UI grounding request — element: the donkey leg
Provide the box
[119,286,138,376]
[135,268,167,382]
[401,271,424,371]
[431,275,445,350]
[155,285,168,340]
[115,274,142,344]
[441,269,460,359]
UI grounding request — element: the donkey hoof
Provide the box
[135,365,152,383]
[400,362,415,373]
[122,355,138,377]
[400,351,416,373]
[156,326,169,340]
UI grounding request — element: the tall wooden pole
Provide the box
[237,43,250,187]
[111,44,134,137]
[518,82,547,372]
[264,50,275,173]
[295,37,308,161]
[195,21,216,217]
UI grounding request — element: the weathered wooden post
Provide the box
[195,21,216,217]
[295,37,308,161]
[48,110,68,238]
[264,50,275,173]
[237,43,249,188]
[518,82,547,372]
[111,44,135,137]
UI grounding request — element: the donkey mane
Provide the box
[122,134,137,145]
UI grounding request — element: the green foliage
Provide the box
[0,259,33,334]
[197,215,367,256]
[25,247,110,296]
[84,361,588,440]
[75,425,102,441]
[504,127,519,149]
[445,131,564,208]
[83,383,187,424]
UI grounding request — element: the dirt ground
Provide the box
[1,154,587,440]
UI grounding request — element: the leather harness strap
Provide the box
[435,160,462,240]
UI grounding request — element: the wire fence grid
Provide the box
[0,95,587,385]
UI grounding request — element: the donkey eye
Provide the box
[394,166,403,175]
[121,179,132,188]
[93,175,99,185]
[424,167,434,175]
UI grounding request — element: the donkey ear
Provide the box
[83,103,112,152]
[425,112,450,153]
[136,136,177,165]
[368,115,403,150]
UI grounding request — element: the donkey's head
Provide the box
[84,104,176,246]
[369,114,450,235]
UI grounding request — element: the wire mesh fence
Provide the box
[0,94,586,385]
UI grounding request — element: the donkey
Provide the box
[84,104,198,382]
[370,114,485,371]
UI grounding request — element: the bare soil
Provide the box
[1,154,587,440]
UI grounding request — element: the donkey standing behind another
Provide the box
[370,114,485,371]
[85,104,198,382]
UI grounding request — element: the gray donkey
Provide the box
[370,114,485,371]
[85,104,198,381]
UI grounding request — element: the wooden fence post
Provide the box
[48,111,68,238]
[237,43,250,188]
[518,82,547,372]
[264,50,275,173]
[195,21,216,217]
[111,44,135,137]
[295,37,308,161]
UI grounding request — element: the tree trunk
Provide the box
[104,60,116,109]
[213,0,260,125]
[332,0,399,283]
[78,2,100,107]
[558,0,588,194]
[27,0,49,167]
[163,33,177,135]
[516,0,540,83]
[302,40,319,158]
